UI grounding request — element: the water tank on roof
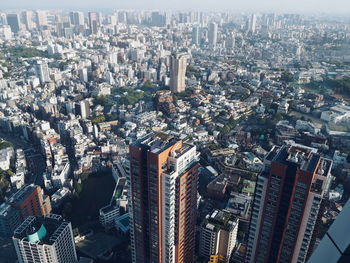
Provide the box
[27,224,47,244]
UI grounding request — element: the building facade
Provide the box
[6,14,20,33]
[0,184,50,237]
[308,198,350,263]
[13,214,77,263]
[170,53,187,93]
[0,203,22,237]
[88,12,99,35]
[128,132,199,263]
[199,210,239,263]
[99,203,119,229]
[9,184,52,219]
[208,22,218,50]
[35,60,50,85]
[246,143,333,263]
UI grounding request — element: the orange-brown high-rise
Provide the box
[9,185,51,219]
[128,132,199,263]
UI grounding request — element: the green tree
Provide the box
[0,140,13,150]
[144,80,153,89]
[95,95,112,107]
[281,71,294,83]
[0,171,10,202]
[80,172,90,181]
[74,182,83,197]
[91,115,106,124]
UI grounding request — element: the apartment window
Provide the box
[296,182,307,189]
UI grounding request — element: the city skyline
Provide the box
[0,3,349,263]
[1,0,350,14]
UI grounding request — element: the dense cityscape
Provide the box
[0,6,349,263]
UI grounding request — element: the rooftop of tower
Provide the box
[272,143,332,176]
[8,184,39,206]
[133,131,187,154]
[13,214,69,245]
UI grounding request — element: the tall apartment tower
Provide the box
[249,14,257,33]
[88,12,99,34]
[22,11,34,30]
[170,53,187,93]
[79,99,90,119]
[69,11,84,26]
[128,132,200,263]
[246,143,333,263]
[192,26,200,45]
[35,60,50,85]
[13,214,77,263]
[199,210,239,263]
[208,22,218,50]
[6,14,21,33]
[36,10,48,28]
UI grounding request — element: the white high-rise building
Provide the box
[13,214,77,263]
[110,15,118,26]
[22,11,34,30]
[249,14,257,33]
[226,33,235,50]
[208,22,218,49]
[170,53,187,93]
[36,10,48,27]
[69,11,84,26]
[35,61,50,85]
[107,52,118,65]
[80,99,90,119]
[79,68,88,83]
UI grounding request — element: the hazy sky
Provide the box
[1,0,349,14]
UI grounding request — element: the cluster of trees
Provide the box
[173,90,192,102]
[143,80,153,89]
[91,115,106,124]
[63,172,91,218]
[251,112,283,128]
[116,89,147,105]
[0,169,12,202]
[324,77,350,96]
[94,95,113,107]
[306,77,350,96]
[0,140,13,150]
[186,65,201,79]
[220,118,239,135]
[0,60,11,69]
[280,70,294,83]
[5,47,60,59]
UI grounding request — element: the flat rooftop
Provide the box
[8,185,38,206]
[133,131,186,154]
[76,232,121,260]
[100,204,117,214]
[13,215,67,246]
[204,210,237,232]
